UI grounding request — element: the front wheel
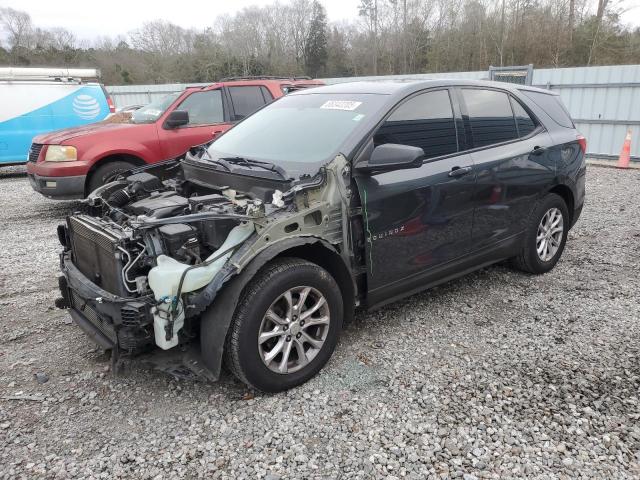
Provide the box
[511,193,569,274]
[87,160,136,194]
[223,258,343,392]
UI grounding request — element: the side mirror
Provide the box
[164,110,189,129]
[357,143,425,172]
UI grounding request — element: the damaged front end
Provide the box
[56,150,355,378]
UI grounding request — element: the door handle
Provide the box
[531,146,547,156]
[448,166,472,178]
[211,129,223,137]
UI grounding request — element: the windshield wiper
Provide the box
[219,156,289,179]
[200,150,232,171]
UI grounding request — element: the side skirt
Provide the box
[364,232,523,310]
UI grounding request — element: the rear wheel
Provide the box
[87,160,136,194]
[223,258,343,392]
[511,193,569,274]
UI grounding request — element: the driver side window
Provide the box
[374,89,458,160]
[175,90,224,126]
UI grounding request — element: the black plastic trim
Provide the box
[69,309,115,350]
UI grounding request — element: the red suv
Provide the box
[26,77,323,199]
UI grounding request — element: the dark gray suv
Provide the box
[56,80,586,392]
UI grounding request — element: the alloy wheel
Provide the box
[536,207,564,262]
[258,286,330,374]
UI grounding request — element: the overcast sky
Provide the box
[2,0,363,41]
[3,0,640,42]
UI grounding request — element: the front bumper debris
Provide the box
[58,253,220,381]
[59,253,155,353]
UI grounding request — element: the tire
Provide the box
[87,160,136,194]
[223,257,343,393]
[511,193,569,274]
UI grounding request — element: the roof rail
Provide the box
[183,83,211,89]
[0,67,101,82]
[219,75,312,82]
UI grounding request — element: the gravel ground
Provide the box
[1,164,639,479]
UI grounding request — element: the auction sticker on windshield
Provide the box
[320,100,362,111]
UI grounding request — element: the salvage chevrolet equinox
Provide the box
[56,80,586,392]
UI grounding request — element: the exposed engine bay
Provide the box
[57,150,356,374]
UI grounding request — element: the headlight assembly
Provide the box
[45,145,77,162]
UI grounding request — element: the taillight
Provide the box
[577,134,587,154]
[100,85,116,113]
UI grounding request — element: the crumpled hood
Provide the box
[34,121,143,144]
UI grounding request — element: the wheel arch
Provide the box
[199,237,356,380]
[273,243,356,325]
[548,183,575,226]
[84,153,146,196]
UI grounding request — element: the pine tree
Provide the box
[305,1,328,77]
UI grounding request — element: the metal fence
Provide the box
[106,83,209,107]
[532,65,640,161]
[106,64,640,160]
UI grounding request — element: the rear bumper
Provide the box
[28,173,85,199]
[59,252,154,353]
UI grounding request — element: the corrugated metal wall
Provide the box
[106,65,640,160]
[532,65,640,160]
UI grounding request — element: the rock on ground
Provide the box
[1,165,639,479]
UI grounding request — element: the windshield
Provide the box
[131,92,181,124]
[207,93,387,177]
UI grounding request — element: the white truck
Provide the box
[0,67,114,165]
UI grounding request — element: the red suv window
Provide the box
[176,90,224,125]
[228,86,271,121]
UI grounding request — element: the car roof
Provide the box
[290,79,556,97]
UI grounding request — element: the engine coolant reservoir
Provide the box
[148,221,255,349]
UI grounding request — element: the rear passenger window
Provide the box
[521,91,574,128]
[228,86,269,121]
[510,98,537,137]
[462,89,518,148]
[374,90,458,160]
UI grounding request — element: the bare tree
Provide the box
[1,0,638,82]
[287,0,314,68]
[47,28,77,50]
[359,0,379,74]
[0,7,33,59]
[129,20,194,56]
[588,0,610,64]
[568,0,575,47]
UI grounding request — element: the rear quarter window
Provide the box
[521,91,574,129]
[461,89,518,148]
